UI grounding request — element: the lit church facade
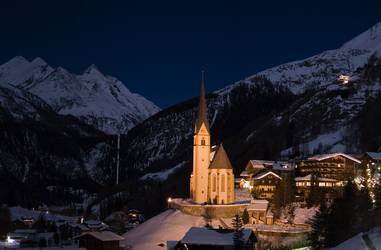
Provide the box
[190,78,235,205]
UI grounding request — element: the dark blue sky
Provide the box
[1,1,380,108]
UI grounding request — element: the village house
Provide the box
[251,171,282,200]
[171,227,257,250]
[362,152,381,172]
[75,231,124,250]
[294,174,342,201]
[245,160,293,177]
[297,153,361,181]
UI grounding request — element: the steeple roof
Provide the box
[209,144,233,169]
[195,75,210,134]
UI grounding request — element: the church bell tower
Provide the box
[190,74,210,204]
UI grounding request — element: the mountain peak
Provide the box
[1,56,29,69]
[13,56,28,63]
[31,57,48,67]
[341,21,381,50]
[83,64,103,76]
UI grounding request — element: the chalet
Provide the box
[245,160,293,177]
[362,152,381,172]
[172,227,257,250]
[81,220,109,231]
[297,153,361,181]
[295,174,342,201]
[75,231,124,250]
[251,171,282,200]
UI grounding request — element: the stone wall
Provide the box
[170,200,249,218]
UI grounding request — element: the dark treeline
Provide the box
[308,181,375,249]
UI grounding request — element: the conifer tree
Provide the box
[285,203,296,224]
[374,182,381,210]
[232,214,244,250]
[272,174,295,217]
[242,208,250,224]
[325,181,358,247]
[0,205,11,238]
[203,207,213,228]
[308,201,329,250]
[306,174,323,208]
[356,186,372,232]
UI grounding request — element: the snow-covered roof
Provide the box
[210,145,218,161]
[75,231,124,242]
[307,153,361,164]
[180,227,254,246]
[366,152,381,160]
[240,170,249,177]
[294,174,337,182]
[123,209,205,250]
[253,171,282,180]
[248,199,269,211]
[14,229,37,234]
[248,160,292,171]
[84,220,102,225]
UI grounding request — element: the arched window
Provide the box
[212,174,217,192]
[221,174,226,192]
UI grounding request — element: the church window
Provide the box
[212,174,217,192]
[201,138,205,145]
[221,174,226,192]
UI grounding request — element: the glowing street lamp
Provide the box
[167,197,172,208]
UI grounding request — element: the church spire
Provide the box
[195,71,210,133]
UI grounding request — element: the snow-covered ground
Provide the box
[294,206,318,225]
[140,162,186,181]
[10,206,77,223]
[331,227,381,250]
[123,209,204,250]
[280,128,347,157]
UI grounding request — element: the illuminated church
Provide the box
[190,77,235,205]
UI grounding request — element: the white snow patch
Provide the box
[140,162,186,181]
[10,206,77,223]
[281,128,347,157]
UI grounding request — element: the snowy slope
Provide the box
[217,22,381,97]
[0,57,160,134]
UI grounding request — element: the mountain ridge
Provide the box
[0,57,160,134]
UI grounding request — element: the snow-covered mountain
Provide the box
[219,22,381,96]
[2,21,381,213]
[121,21,381,175]
[0,57,160,134]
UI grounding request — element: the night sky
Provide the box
[1,1,381,108]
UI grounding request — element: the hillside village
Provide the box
[2,16,381,250]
